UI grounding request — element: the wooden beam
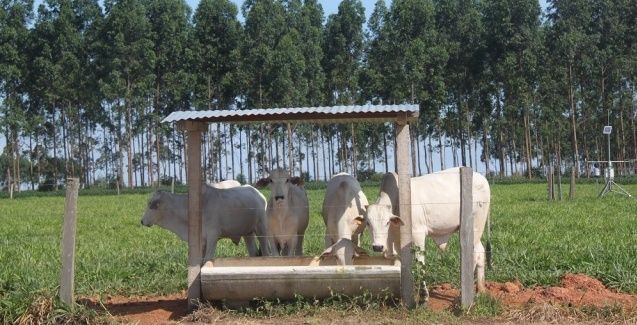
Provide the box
[184,122,204,311]
[396,118,415,309]
[60,178,79,307]
[460,167,475,308]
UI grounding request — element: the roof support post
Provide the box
[396,115,415,309]
[179,121,207,311]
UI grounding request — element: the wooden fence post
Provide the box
[548,164,554,201]
[60,178,79,306]
[460,167,475,308]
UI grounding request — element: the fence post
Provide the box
[460,167,475,308]
[60,178,79,306]
[547,165,554,201]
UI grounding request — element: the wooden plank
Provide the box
[396,118,415,309]
[459,167,475,308]
[185,124,204,311]
[60,178,79,306]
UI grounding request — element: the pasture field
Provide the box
[1,181,637,322]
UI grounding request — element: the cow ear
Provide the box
[389,216,404,226]
[289,177,304,186]
[149,199,160,210]
[255,177,271,188]
[354,216,366,225]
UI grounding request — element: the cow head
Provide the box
[255,168,304,206]
[365,203,404,253]
[141,191,163,227]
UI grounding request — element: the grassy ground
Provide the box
[1,181,636,323]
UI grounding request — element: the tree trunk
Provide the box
[350,124,356,177]
[383,130,389,173]
[524,110,532,179]
[288,123,294,174]
[230,125,235,179]
[556,136,563,200]
[126,103,133,188]
[218,123,223,180]
[568,62,580,179]
[411,126,417,176]
[439,135,445,170]
[247,127,252,184]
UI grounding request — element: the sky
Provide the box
[185,0,549,21]
[187,0,384,21]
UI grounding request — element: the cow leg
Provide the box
[286,235,299,256]
[295,234,304,256]
[474,241,486,293]
[335,239,353,266]
[413,237,429,301]
[244,234,259,257]
[203,238,218,263]
[281,241,290,256]
[270,239,281,256]
[324,234,333,249]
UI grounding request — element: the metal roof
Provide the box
[162,104,419,124]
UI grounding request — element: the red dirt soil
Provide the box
[82,274,637,324]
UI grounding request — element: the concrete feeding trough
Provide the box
[201,256,400,303]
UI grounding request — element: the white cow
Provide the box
[256,169,309,256]
[141,183,269,262]
[365,168,491,296]
[321,173,369,265]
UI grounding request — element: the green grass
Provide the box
[1,182,636,322]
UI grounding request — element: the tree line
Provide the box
[1,0,636,194]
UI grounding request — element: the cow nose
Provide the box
[372,245,384,252]
[275,195,285,201]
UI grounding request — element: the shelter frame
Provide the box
[165,105,419,310]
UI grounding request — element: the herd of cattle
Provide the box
[141,167,491,294]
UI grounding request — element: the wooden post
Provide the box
[60,178,79,306]
[459,167,475,308]
[179,121,206,311]
[547,164,554,201]
[396,116,415,309]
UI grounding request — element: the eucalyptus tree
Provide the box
[482,0,541,178]
[323,0,365,173]
[433,0,485,168]
[546,0,596,198]
[145,0,191,186]
[323,0,364,105]
[360,0,396,173]
[586,0,633,172]
[386,0,447,174]
[1,0,32,192]
[241,0,289,175]
[101,0,155,188]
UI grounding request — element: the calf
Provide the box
[256,169,309,256]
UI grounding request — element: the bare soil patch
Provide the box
[82,274,637,324]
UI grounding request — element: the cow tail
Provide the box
[485,208,493,270]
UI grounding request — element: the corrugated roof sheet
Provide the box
[162,104,419,124]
